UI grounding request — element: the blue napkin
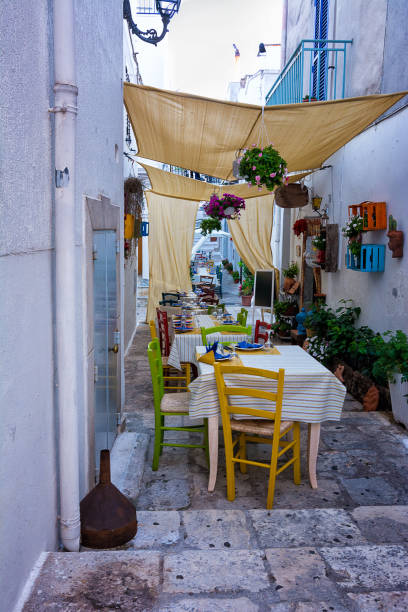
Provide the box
[237,341,262,349]
[205,341,219,354]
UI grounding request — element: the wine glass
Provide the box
[264,331,272,349]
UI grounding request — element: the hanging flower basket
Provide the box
[293,218,308,236]
[200,217,222,236]
[275,183,309,209]
[238,144,287,192]
[203,193,245,220]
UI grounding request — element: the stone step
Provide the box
[22,507,408,611]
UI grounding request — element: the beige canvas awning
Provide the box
[140,162,309,202]
[124,83,406,180]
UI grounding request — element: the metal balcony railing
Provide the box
[265,39,352,106]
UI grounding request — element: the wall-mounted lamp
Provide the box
[257,42,281,56]
[123,0,181,46]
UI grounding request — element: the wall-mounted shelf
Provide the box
[346,244,385,272]
[348,201,387,231]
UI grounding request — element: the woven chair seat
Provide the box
[161,392,190,413]
[230,418,293,437]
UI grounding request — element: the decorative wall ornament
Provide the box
[387,215,404,258]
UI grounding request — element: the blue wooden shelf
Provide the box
[346,244,385,272]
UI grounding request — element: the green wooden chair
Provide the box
[201,324,252,346]
[237,308,248,327]
[148,338,209,471]
[207,303,225,315]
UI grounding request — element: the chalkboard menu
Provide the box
[254,270,274,308]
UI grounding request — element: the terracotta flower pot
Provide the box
[315,249,326,264]
[241,294,252,306]
[387,230,404,258]
[283,277,296,292]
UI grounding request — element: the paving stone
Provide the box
[346,590,408,611]
[319,545,408,589]
[162,550,270,594]
[182,509,251,549]
[158,596,259,611]
[265,547,341,603]
[316,449,380,478]
[110,432,149,498]
[294,602,349,612]
[136,478,191,510]
[249,509,366,548]
[351,505,408,544]
[128,511,180,548]
[340,476,402,505]
[321,429,374,450]
[23,551,161,611]
[270,478,347,509]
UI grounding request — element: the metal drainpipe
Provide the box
[51,0,80,552]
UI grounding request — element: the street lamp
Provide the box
[123,0,181,46]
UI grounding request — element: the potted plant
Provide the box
[293,218,308,237]
[226,263,233,274]
[302,94,317,103]
[282,262,299,292]
[239,144,288,192]
[387,215,404,258]
[203,193,246,220]
[277,320,291,339]
[232,270,240,283]
[372,330,408,427]
[200,217,221,236]
[241,276,254,306]
[312,234,326,264]
[274,300,298,318]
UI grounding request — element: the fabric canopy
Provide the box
[227,196,276,280]
[124,83,406,180]
[146,192,198,323]
[140,162,309,202]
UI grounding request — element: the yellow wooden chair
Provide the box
[213,363,301,509]
[149,319,191,391]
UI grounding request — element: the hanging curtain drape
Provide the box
[227,194,280,292]
[146,192,198,323]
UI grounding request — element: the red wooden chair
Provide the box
[156,308,191,391]
[254,319,271,344]
[200,295,219,305]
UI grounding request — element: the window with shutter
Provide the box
[313,0,329,100]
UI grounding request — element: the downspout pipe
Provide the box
[52,0,80,552]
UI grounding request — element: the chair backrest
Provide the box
[200,295,219,305]
[149,320,157,340]
[237,308,248,327]
[200,285,215,296]
[200,275,214,284]
[254,319,271,343]
[201,324,251,346]
[147,338,164,412]
[161,292,179,306]
[156,308,171,356]
[214,363,285,432]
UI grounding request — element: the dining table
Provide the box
[167,314,250,371]
[188,345,347,492]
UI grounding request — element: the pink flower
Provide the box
[247,183,252,188]
[252,165,256,171]
[258,153,262,157]
[270,172,276,178]
[255,175,260,182]
[252,143,256,147]
[258,186,263,191]
[284,167,288,173]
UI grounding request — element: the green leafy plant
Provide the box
[232,270,240,281]
[282,262,299,279]
[304,304,336,337]
[372,330,408,385]
[222,258,228,266]
[239,144,288,192]
[241,276,254,296]
[348,240,362,257]
[200,217,221,236]
[274,300,298,319]
[226,263,233,273]
[342,215,364,238]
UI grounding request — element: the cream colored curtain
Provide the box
[227,195,274,273]
[146,192,198,323]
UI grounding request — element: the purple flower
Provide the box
[270,172,276,178]
[248,183,252,187]
[258,153,262,157]
[252,165,256,171]
[255,175,260,182]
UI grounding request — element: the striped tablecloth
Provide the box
[189,345,346,424]
[167,315,249,371]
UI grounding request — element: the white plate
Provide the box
[236,345,263,351]
[214,355,232,361]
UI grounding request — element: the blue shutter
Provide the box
[313,0,329,100]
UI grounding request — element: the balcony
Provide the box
[265,39,352,106]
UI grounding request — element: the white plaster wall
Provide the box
[74,0,124,494]
[313,107,408,334]
[0,2,57,610]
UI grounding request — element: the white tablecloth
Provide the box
[167,315,249,371]
[188,345,346,423]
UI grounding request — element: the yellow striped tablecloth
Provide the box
[189,345,346,424]
[167,315,249,371]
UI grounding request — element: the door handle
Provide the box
[109,344,119,354]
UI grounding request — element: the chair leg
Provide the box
[239,433,247,473]
[266,434,281,510]
[293,422,301,485]
[152,416,162,471]
[224,430,236,502]
[159,415,165,455]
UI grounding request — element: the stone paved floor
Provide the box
[24,279,408,611]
